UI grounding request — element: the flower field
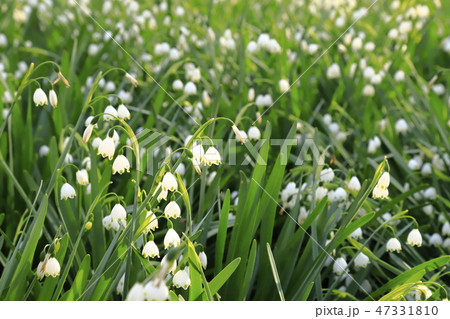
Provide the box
[0,0,449,301]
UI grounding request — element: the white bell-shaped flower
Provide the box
[423,187,437,200]
[175,163,186,175]
[102,215,112,230]
[191,144,205,163]
[172,79,184,91]
[161,172,178,191]
[116,275,125,295]
[278,79,290,93]
[248,126,261,140]
[126,283,145,301]
[386,238,402,253]
[248,88,255,101]
[111,204,127,224]
[331,187,347,201]
[161,254,177,274]
[333,257,347,275]
[103,105,117,121]
[191,144,205,174]
[33,88,48,106]
[378,172,390,189]
[429,233,443,246]
[98,137,116,160]
[199,251,207,269]
[143,210,159,233]
[354,253,370,268]
[395,118,408,133]
[112,155,130,174]
[348,176,361,192]
[142,240,160,258]
[413,285,432,301]
[173,267,191,289]
[44,257,61,277]
[153,183,168,202]
[326,63,341,79]
[144,280,169,301]
[39,145,50,157]
[117,104,131,120]
[111,130,120,144]
[372,185,388,199]
[407,229,422,247]
[76,169,89,186]
[297,206,309,225]
[203,147,221,166]
[442,222,450,236]
[315,186,328,201]
[164,228,181,249]
[320,168,334,183]
[37,254,61,279]
[60,183,76,200]
[349,227,363,239]
[49,89,58,108]
[183,81,197,95]
[164,201,181,219]
[92,137,102,149]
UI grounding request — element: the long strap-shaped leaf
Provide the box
[266,243,285,301]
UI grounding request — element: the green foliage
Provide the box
[0,0,449,301]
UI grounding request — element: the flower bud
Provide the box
[199,251,207,269]
[49,89,58,108]
[83,124,95,144]
[84,221,92,231]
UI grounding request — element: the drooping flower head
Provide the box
[60,183,76,200]
[33,88,48,106]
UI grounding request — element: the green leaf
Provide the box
[169,290,180,301]
[209,257,241,296]
[4,196,48,300]
[38,234,69,301]
[176,173,192,235]
[186,239,210,300]
[59,255,91,301]
[266,243,285,301]
[379,280,423,301]
[215,189,230,275]
[366,256,450,300]
[241,239,257,300]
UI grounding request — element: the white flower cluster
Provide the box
[372,172,390,199]
[188,142,222,175]
[36,253,61,280]
[103,203,128,231]
[323,114,347,142]
[33,88,58,108]
[247,33,282,54]
[125,249,208,300]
